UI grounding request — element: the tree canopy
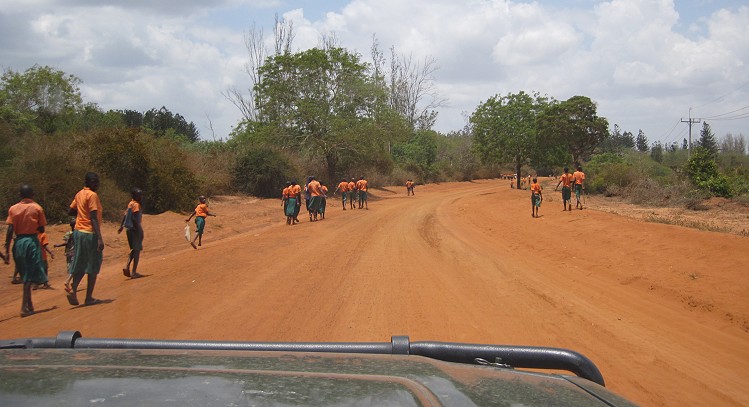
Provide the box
[536,95,609,165]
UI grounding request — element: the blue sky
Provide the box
[1,0,747,147]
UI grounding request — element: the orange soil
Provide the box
[1,179,748,407]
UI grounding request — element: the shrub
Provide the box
[232,147,295,198]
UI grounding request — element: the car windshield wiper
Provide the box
[0,330,605,386]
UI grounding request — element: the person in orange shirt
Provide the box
[406,179,415,196]
[356,176,369,209]
[306,176,322,221]
[118,188,144,279]
[530,177,543,218]
[347,178,357,209]
[319,183,328,220]
[5,184,48,317]
[186,195,216,249]
[554,167,574,211]
[289,181,302,224]
[572,166,586,210]
[36,230,54,290]
[334,178,349,210]
[67,172,105,307]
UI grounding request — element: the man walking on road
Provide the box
[356,176,369,209]
[67,172,105,306]
[335,178,349,210]
[573,166,586,210]
[554,167,574,211]
[5,184,48,317]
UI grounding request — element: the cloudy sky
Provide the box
[1,0,747,147]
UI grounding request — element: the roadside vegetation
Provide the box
[2,24,747,224]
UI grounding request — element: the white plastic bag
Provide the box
[184,223,191,242]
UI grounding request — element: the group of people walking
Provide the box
[528,165,586,218]
[281,176,370,224]
[4,172,110,316]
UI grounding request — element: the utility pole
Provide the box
[681,107,701,157]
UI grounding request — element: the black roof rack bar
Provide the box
[2,331,604,386]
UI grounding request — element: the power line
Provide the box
[703,105,749,120]
[693,81,749,109]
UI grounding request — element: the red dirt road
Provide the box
[2,179,748,406]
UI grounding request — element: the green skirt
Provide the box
[70,231,103,276]
[12,235,45,284]
[285,197,297,217]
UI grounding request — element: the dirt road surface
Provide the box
[2,179,748,406]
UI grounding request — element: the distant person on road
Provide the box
[289,181,302,224]
[185,195,216,249]
[530,177,543,218]
[406,179,415,196]
[319,183,328,220]
[334,178,349,210]
[554,167,574,211]
[118,188,144,279]
[348,178,357,209]
[67,172,105,306]
[5,184,48,317]
[356,176,369,209]
[306,176,322,221]
[282,182,292,224]
[573,166,586,210]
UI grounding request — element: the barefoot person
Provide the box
[347,178,357,209]
[36,230,54,290]
[290,181,302,224]
[67,172,105,306]
[282,182,292,224]
[356,176,369,209]
[118,188,144,279]
[306,176,322,221]
[185,195,216,249]
[530,177,543,218]
[4,184,48,317]
[54,219,76,293]
[554,167,574,211]
[334,178,349,210]
[573,166,586,210]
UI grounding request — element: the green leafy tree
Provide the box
[471,91,551,187]
[635,130,649,152]
[0,65,83,133]
[393,130,439,181]
[255,47,398,180]
[685,146,730,197]
[536,95,609,165]
[143,106,200,142]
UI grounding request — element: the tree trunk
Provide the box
[515,162,522,189]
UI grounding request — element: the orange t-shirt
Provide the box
[290,185,301,196]
[348,181,356,191]
[560,173,573,188]
[308,180,322,197]
[321,185,328,195]
[531,182,542,194]
[573,171,585,185]
[282,186,290,199]
[337,181,349,193]
[70,188,102,233]
[356,179,368,192]
[195,203,209,217]
[6,198,47,235]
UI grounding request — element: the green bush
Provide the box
[232,147,295,198]
[685,147,732,198]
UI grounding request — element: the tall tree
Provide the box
[470,91,551,187]
[255,46,398,180]
[635,129,649,152]
[0,65,83,133]
[697,121,718,157]
[650,141,663,163]
[536,95,609,165]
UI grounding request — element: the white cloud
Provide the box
[0,0,746,142]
